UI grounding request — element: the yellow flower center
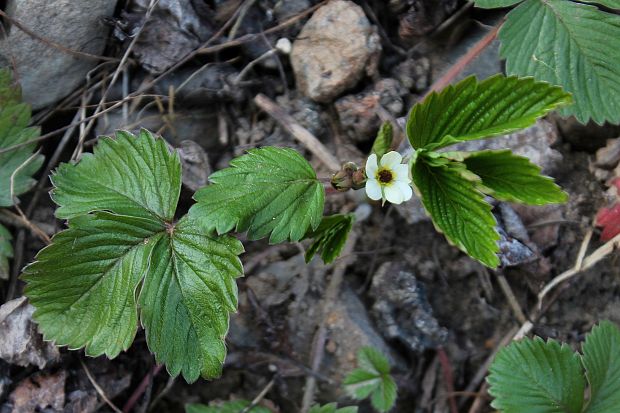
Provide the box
[377,168,394,184]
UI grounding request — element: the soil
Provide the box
[1,1,620,412]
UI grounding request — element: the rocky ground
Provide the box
[1,1,620,412]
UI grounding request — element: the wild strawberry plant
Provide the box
[0,69,43,279]
[488,321,620,413]
[474,0,620,124]
[1,72,573,382]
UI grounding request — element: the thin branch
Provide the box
[254,93,341,171]
[0,10,119,63]
[300,231,359,413]
[80,358,123,413]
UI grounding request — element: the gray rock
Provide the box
[0,297,59,369]
[0,0,117,109]
[290,0,381,103]
[448,119,563,173]
[127,0,215,74]
[370,262,448,352]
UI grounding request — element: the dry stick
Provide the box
[537,228,595,303]
[0,2,324,158]
[494,271,528,324]
[72,0,160,159]
[437,347,459,413]
[389,19,504,151]
[300,231,359,413]
[122,364,164,413]
[229,0,259,39]
[254,94,341,171]
[240,378,276,413]
[0,210,49,245]
[0,10,119,63]
[80,358,124,413]
[467,228,620,413]
[457,326,519,409]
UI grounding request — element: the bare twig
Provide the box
[254,94,340,171]
[437,347,458,413]
[122,364,164,413]
[229,0,258,39]
[494,271,528,324]
[80,358,123,413]
[300,231,359,413]
[240,378,275,413]
[72,0,160,159]
[0,10,119,63]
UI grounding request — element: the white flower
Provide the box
[365,151,412,205]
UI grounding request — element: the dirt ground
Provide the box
[1,1,620,412]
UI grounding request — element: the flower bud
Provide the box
[331,162,360,192]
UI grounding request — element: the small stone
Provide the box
[0,297,59,369]
[291,0,381,103]
[335,78,407,144]
[0,0,117,109]
[392,57,431,92]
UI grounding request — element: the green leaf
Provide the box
[412,156,500,267]
[474,0,521,8]
[371,122,393,159]
[23,212,161,359]
[580,0,620,9]
[499,0,620,124]
[186,400,272,413]
[461,150,568,205]
[304,214,354,264]
[24,130,244,382]
[139,217,243,382]
[406,75,571,151]
[0,69,44,207]
[308,403,358,413]
[0,223,13,280]
[51,129,181,222]
[191,147,324,244]
[582,321,620,413]
[488,337,585,413]
[343,347,397,413]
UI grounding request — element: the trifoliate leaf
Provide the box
[412,156,500,267]
[474,0,521,8]
[462,150,568,205]
[0,69,43,207]
[51,129,181,222]
[343,347,397,413]
[190,147,324,244]
[371,122,393,159]
[0,223,13,280]
[499,0,620,124]
[308,403,358,413]
[582,321,620,413]
[186,400,271,413]
[488,337,585,413]
[304,213,354,264]
[406,75,571,151]
[139,216,243,382]
[24,130,244,383]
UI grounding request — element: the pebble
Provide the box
[290,0,381,103]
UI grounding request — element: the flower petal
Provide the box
[366,154,378,177]
[380,151,402,169]
[392,164,411,183]
[395,181,413,202]
[384,184,405,204]
[365,179,382,200]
